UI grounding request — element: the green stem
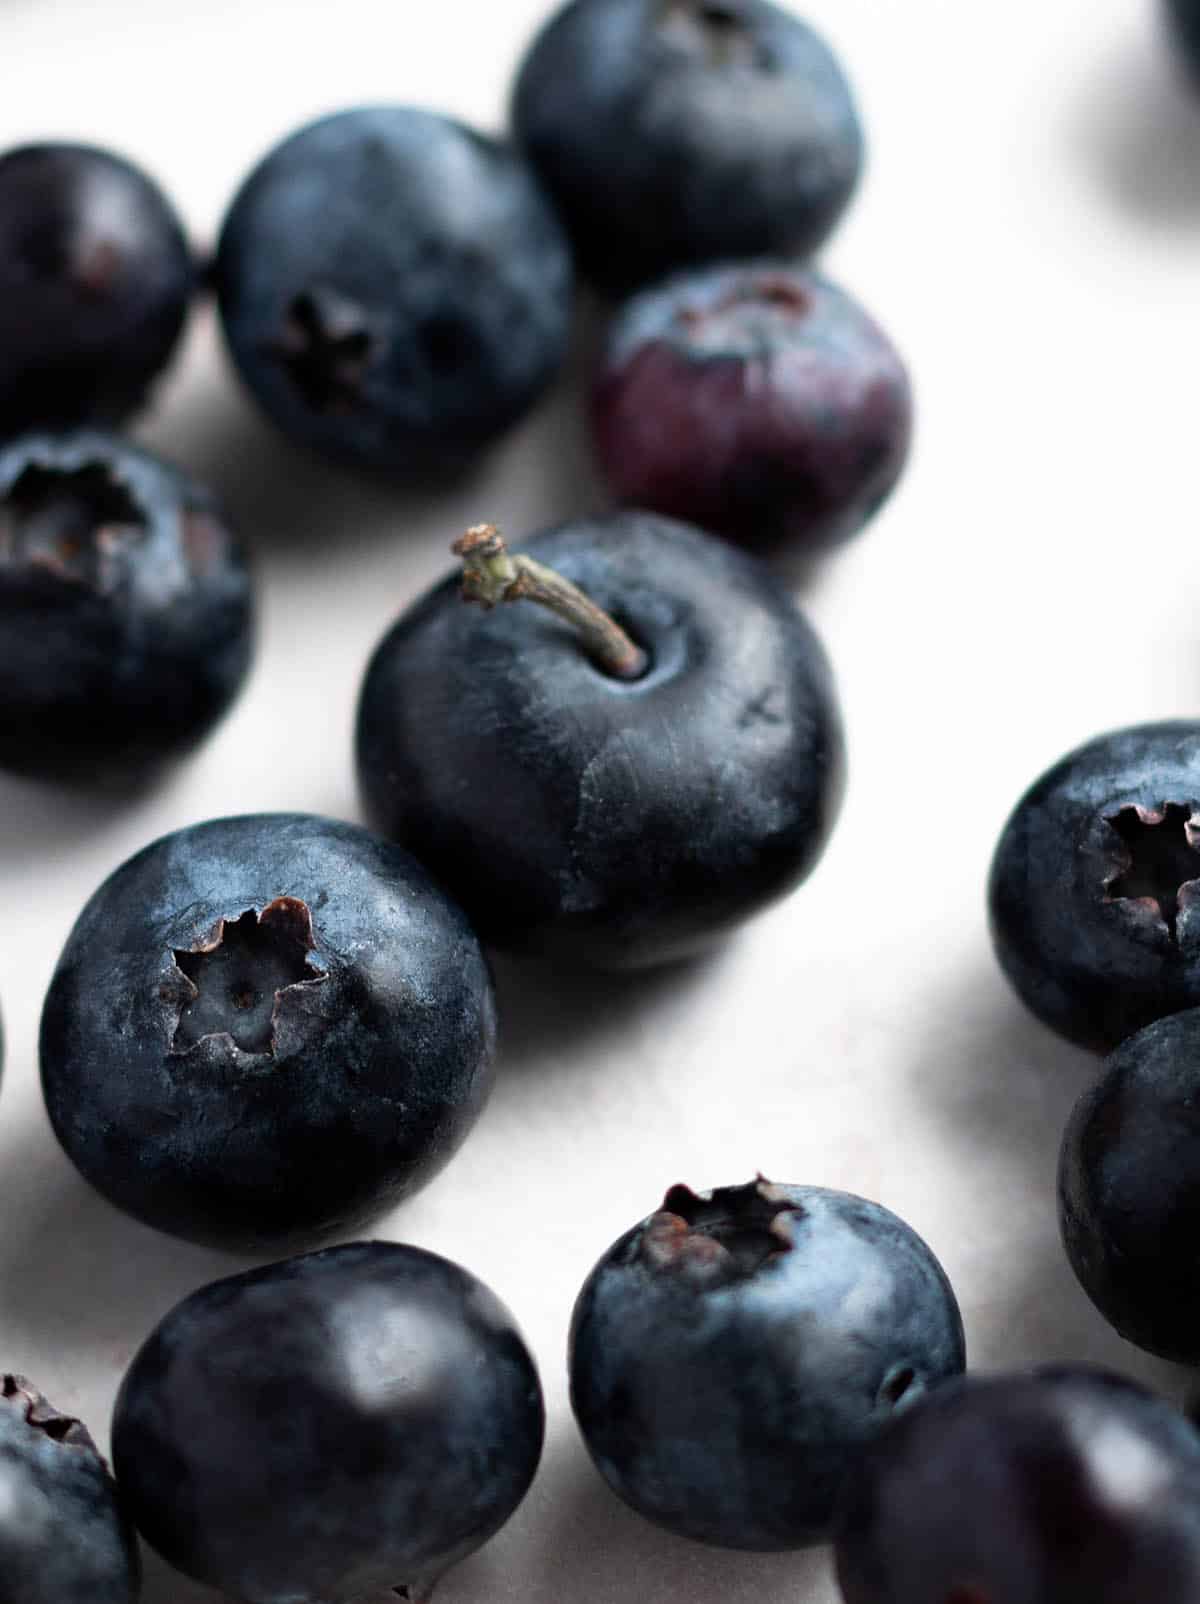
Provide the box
[452,524,648,681]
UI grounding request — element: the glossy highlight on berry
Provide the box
[835,1368,1200,1604]
[112,1242,545,1604]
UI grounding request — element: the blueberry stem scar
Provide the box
[453,523,648,681]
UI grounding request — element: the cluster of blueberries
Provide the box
[4,1,1200,1602]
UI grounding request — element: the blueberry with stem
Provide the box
[356,510,845,969]
[512,0,864,294]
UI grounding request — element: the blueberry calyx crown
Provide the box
[1,1374,97,1454]
[0,460,146,592]
[1103,802,1200,942]
[170,896,327,1057]
[266,285,377,414]
[640,1176,798,1283]
[656,0,759,69]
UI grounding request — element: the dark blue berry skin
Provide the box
[835,1368,1200,1604]
[0,431,254,786]
[569,1181,965,1550]
[1167,0,1200,79]
[112,1242,544,1604]
[356,512,844,970]
[988,722,1200,1053]
[511,0,863,295]
[593,263,912,554]
[0,144,193,438]
[39,814,496,1251]
[0,1375,140,1604]
[215,107,573,478]
[1059,1009,1200,1363]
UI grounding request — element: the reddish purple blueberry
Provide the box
[592,263,912,554]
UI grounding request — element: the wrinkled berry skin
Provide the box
[112,1242,544,1604]
[512,0,863,294]
[0,1375,140,1604]
[215,107,573,477]
[988,722,1200,1052]
[569,1181,965,1550]
[835,1368,1200,1604]
[356,512,844,970]
[40,814,497,1251]
[1059,1009,1200,1362]
[0,431,254,786]
[0,144,193,438]
[593,264,912,553]
[1167,0,1200,80]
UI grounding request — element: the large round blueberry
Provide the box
[112,1241,544,1603]
[1059,1009,1200,1362]
[0,431,254,785]
[569,1180,965,1550]
[355,512,844,970]
[989,722,1200,1051]
[593,263,912,553]
[0,143,193,437]
[512,0,863,294]
[39,814,497,1250]
[835,1368,1200,1604]
[0,1375,139,1604]
[215,107,573,476]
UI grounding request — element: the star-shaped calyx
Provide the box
[1104,803,1200,941]
[640,1177,798,1284]
[266,286,376,413]
[171,897,327,1057]
[0,462,146,590]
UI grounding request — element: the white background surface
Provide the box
[1,1,1199,1599]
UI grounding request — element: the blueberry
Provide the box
[511,0,863,294]
[39,813,496,1250]
[0,143,193,437]
[834,1368,1200,1604]
[592,263,912,553]
[355,514,844,970]
[1058,1008,1200,1362]
[215,107,573,477]
[1167,0,1200,79]
[0,430,254,786]
[568,1179,965,1549]
[988,721,1200,1052]
[0,1374,140,1604]
[112,1241,543,1604]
